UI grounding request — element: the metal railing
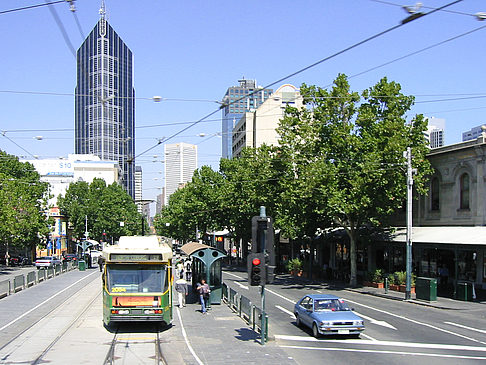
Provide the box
[222,282,268,341]
[0,261,78,299]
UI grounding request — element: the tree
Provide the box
[58,178,142,242]
[0,151,50,259]
[277,74,432,286]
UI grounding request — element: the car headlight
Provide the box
[354,320,364,326]
[320,321,331,326]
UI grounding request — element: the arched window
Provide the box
[460,173,470,210]
[431,177,440,211]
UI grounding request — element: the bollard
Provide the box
[384,277,389,294]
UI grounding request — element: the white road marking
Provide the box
[360,332,377,341]
[176,308,204,365]
[343,297,486,345]
[444,321,486,334]
[0,271,98,332]
[274,335,486,352]
[276,305,296,319]
[234,281,249,290]
[224,272,244,279]
[265,288,295,304]
[354,311,397,330]
[279,345,486,360]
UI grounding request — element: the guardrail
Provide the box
[0,261,78,299]
[222,282,268,341]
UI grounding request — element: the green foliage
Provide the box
[0,151,50,251]
[58,178,142,241]
[368,269,384,283]
[277,74,432,285]
[286,258,303,273]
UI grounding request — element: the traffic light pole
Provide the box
[259,206,266,345]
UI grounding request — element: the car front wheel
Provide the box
[312,323,321,338]
[295,314,301,327]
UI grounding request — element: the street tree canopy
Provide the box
[277,74,432,285]
[58,178,143,242]
[0,151,50,253]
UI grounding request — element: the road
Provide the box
[223,270,486,365]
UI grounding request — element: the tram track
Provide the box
[0,272,101,365]
[103,323,168,365]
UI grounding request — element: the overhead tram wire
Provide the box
[0,0,65,15]
[44,0,76,57]
[132,0,463,161]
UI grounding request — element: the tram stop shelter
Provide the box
[181,242,226,304]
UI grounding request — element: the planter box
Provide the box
[399,285,415,294]
[390,284,400,291]
[364,281,384,289]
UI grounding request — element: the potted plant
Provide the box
[364,269,384,288]
[394,271,415,293]
[286,258,303,276]
[388,273,400,291]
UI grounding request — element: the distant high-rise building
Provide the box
[75,3,135,198]
[221,78,272,159]
[164,143,197,204]
[134,166,142,213]
[425,117,445,149]
[156,189,165,215]
[232,84,303,158]
[462,125,486,142]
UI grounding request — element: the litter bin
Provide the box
[456,281,474,301]
[78,260,86,271]
[416,277,437,301]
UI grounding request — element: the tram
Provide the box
[102,235,173,326]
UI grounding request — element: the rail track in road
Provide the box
[103,324,168,365]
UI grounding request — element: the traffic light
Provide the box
[248,253,266,286]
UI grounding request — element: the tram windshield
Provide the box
[106,264,168,294]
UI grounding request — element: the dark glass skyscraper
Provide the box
[75,8,135,198]
[221,79,272,159]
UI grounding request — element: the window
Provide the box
[431,177,440,211]
[460,173,470,209]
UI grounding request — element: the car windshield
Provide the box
[314,299,351,312]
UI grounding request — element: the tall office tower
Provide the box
[75,3,135,198]
[221,78,272,159]
[164,143,197,204]
[425,117,445,149]
[134,166,142,213]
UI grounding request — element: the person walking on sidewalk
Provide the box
[175,274,188,308]
[196,279,210,314]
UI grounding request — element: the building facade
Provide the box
[74,6,135,198]
[164,143,197,204]
[462,125,486,142]
[232,84,303,158]
[426,117,445,149]
[134,166,143,213]
[221,78,272,159]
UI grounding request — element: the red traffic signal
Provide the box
[248,253,265,286]
[252,258,261,266]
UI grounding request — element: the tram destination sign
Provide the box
[109,253,163,262]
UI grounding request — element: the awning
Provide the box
[181,242,211,256]
[387,227,486,246]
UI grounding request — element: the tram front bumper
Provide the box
[110,308,166,321]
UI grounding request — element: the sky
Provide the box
[1,0,486,215]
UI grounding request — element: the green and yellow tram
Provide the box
[102,235,173,326]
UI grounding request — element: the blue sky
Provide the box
[1,0,486,213]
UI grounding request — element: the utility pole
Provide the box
[259,206,266,345]
[404,147,414,300]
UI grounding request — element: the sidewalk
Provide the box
[272,272,486,311]
[159,289,297,365]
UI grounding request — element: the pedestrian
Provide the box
[176,260,184,279]
[98,255,105,272]
[196,278,210,314]
[175,274,188,308]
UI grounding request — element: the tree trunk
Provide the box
[349,227,357,287]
